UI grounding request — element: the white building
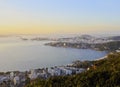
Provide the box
[29,69,38,80]
[63,69,72,75]
[13,76,20,85]
[0,76,9,83]
[10,72,14,80]
[116,50,120,52]
[76,68,85,74]
[48,68,61,76]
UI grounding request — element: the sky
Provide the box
[0,0,120,35]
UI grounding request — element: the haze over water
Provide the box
[0,36,107,72]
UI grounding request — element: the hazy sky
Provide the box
[0,0,120,35]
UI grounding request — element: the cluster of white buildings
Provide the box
[48,66,85,76]
[0,66,86,86]
[0,72,26,87]
[11,72,26,86]
[28,66,85,80]
[0,75,10,84]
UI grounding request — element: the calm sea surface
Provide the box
[0,37,107,72]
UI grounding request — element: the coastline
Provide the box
[94,55,107,61]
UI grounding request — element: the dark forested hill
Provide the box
[25,52,120,87]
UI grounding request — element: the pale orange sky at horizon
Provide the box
[0,24,120,35]
[0,0,120,35]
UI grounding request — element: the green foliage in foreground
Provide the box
[25,53,120,87]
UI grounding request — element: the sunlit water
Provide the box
[0,37,107,72]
